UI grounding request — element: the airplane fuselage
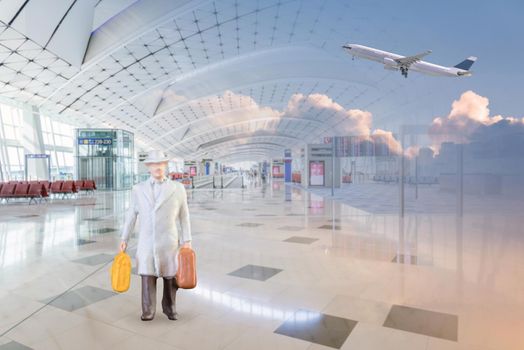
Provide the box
[345,44,471,77]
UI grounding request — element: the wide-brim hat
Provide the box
[143,150,170,164]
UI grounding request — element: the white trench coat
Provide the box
[121,179,192,277]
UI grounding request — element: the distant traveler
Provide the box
[120,150,192,321]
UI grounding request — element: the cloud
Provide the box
[429,90,523,150]
[371,129,402,155]
[285,93,372,136]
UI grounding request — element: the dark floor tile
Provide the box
[283,236,319,244]
[237,223,263,227]
[73,253,113,266]
[0,341,33,350]
[392,254,418,265]
[318,224,341,230]
[278,226,305,231]
[42,285,117,312]
[228,264,283,281]
[84,217,102,221]
[326,219,341,223]
[274,309,357,349]
[17,215,39,218]
[89,228,117,234]
[383,305,458,341]
[76,239,96,246]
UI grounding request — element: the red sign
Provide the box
[309,161,325,186]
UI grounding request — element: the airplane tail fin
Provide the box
[454,56,477,70]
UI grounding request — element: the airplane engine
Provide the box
[383,57,398,70]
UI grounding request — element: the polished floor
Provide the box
[0,180,523,349]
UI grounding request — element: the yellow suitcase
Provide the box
[110,252,131,292]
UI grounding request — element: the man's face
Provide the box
[147,161,168,179]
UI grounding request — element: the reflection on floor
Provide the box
[0,181,523,349]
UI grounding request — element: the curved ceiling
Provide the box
[0,0,399,163]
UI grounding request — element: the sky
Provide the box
[336,0,523,121]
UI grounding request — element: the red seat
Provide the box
[0,183,17,200]
[50,181,63,193]
[13,183,30,197]
[27,183,49,203]
[75,180,84,190]
[39,181,51,191]
[39,183,49,198]
[57,180,76,194]
[83,180,96,191]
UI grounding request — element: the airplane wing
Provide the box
[394,50,432,67]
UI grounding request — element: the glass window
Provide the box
[7,146,22,166]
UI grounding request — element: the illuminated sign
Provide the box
[78,138,113,145]
[26,154,50,159]
[309,161,325,186]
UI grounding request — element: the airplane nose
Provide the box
[343,45,351,50]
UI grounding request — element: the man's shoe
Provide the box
[141,313,155,321]
[163,311,178,321]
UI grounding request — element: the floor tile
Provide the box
[73,253,113,266]
[391,254,418,264]
[42,285,117,312]
[278,226,305,231]
[383,304,458,341]
[158,315,250,350]
[318,225,341,230]
[32,319,133,350]
[6,306,88,346]
[89,228,116,234]
[322,295,391,326]
[274,309,357,349]
[283,236,319,244]
[225,326,311,350]
[228,264,283,281]
[114,335,180,350]
[0,341,33,350]
[237,223,263,227]
[76,239,96,246]
[341,322,429,350]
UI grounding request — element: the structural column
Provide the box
[284,149,292,183]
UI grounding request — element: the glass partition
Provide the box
[75,129,135,190]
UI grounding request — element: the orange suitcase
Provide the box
[110,252,131,293]
[176,247,197,289]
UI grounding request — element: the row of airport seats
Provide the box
[372,175,438,184]
[0,180,96,204]
[170,173,186,180]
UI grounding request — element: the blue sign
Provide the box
[78,138,113,145]
[26,154,50,159]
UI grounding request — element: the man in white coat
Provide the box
[120,150,192,321]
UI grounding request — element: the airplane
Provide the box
[342,44,477,78]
